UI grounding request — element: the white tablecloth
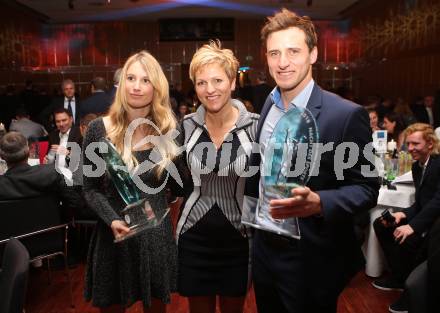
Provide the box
[28,158,40,166]
[363,183,416,277]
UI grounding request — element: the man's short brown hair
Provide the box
[0,132,29,164]
[91,77,107,91]
[261,8,317,51]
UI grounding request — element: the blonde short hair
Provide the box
[404,123,440,155]
[189,40,239,83]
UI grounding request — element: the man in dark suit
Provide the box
[80,77,112,117]
[243,9,379,313]
[0,131,75,209]
[40,79,81,132]
[46,107,82,167]
[373,123,440,313]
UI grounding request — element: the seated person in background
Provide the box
[0,131,75,218]
[368,108,381,132]
[9,107,47,140]
[383,111,406,151]
[46,107,82,167]
[394,97,417,128]
[373,123,440,313]
[243,99,255,113]
[176,103,190,122]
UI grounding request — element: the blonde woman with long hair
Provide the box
[82,51,183,313]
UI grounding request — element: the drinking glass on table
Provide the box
[385,158,399,181]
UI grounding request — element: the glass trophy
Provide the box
[100,138,169,242]
[242,107,319,238]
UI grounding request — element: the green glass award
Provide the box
[101,138,169,242]
[243,106,319,238]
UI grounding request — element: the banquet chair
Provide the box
[0,238,29,313]
[72,218,96,260]
[0,195,74,308]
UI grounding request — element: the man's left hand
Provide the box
[393,224,414,244]
[270,186,322,219]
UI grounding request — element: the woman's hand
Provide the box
[110,220,131,241]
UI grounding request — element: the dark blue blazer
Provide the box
[79,91,112,117]
[246,83,380,283]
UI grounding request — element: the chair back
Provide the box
[38,141,49,164]
[0,194,65,260]
[0,238,30,313]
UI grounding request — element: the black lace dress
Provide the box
[82,117,178,308]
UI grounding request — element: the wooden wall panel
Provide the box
[2,0,439,102]
[348,0,440,102]
[353,51,440,103]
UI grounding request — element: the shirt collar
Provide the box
[420,156,430,169]
[59,127,71,138]
[270,79,315,110]
[65,96,75,102]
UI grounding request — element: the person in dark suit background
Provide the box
[79,77,112,117]
[373,123,440,313]
[108,67,122,103]
[40,79,81,132]
[412,95,439,128]
[46,107,82,167]
[0,131,75,209]
[9,107,47,140]
[243,9,379,313]
[251,71,273,114]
